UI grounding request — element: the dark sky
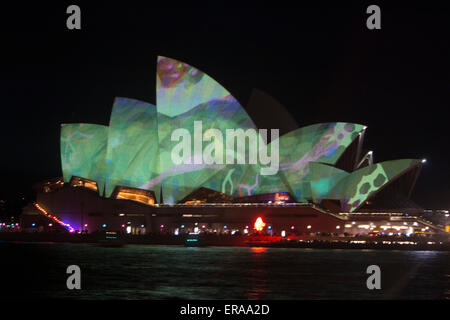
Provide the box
[1,2,449,208]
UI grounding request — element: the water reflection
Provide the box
[0,243,448,299]
[246,247,269,299]
[250,247,268,253]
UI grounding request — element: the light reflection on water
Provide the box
[0,243,449,299]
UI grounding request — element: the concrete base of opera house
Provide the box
[16,182,448,241]
[20,184,352,236]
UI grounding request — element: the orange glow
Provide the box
[254,217,266,232]
[251,247,267,253]
[275,193,289,202]
[116,191,155,205]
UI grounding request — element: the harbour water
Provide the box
[0,242,448,299]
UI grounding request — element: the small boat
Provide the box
[184,232,205,247]
[98,231,125,247]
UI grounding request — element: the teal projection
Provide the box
[309,163,349,202]
[330,159,421,212]
[104,97,160,199]
[60,123,108,194]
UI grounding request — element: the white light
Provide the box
[336,226,340,229]
[406,227,413,236]
[422,158,427,163]
[307,225,311,229]
[126,226,131,234]
[243,229,248,234]
[174,228,179,236]
[281,230,286,237]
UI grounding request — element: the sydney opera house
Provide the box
[19,56,447,237]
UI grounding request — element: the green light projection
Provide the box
[156,56,230,118]
[104,97,160,199]
[331,159,421,212]
[233,123,365,201]
[309,162,349,202]
[59,56,420,211]
[60,123,108,194]
[155,56,257,204]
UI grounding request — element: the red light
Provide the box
[254,217,266,232]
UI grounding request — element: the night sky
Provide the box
[1,2,449,215]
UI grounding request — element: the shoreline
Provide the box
[1,232,449,251]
